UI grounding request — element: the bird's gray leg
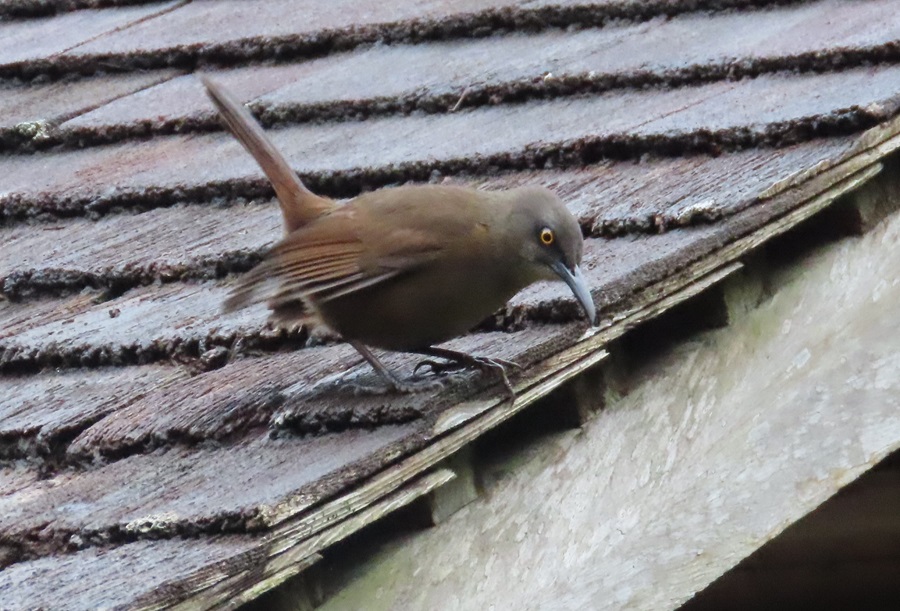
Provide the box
[350,341,404,387]
[349,341,443,394]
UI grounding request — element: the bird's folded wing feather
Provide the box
[223,222,444,313]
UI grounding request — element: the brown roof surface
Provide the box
[1,0,900,607]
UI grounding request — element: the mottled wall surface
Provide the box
[309,209,900,610]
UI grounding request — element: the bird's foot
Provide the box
[414,354,521,398]
[346,340,445,394]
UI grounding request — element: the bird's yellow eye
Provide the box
[540,228,555,246]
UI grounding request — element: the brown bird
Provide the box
[203,75,596,394]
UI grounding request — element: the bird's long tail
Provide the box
[201,75,335,233]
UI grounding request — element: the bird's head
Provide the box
[506,187,597,326]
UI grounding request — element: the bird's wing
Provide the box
[267,239,398,308]
[223,211,444,314]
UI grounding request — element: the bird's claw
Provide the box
[475,357,517,399]
[412,359,449,377]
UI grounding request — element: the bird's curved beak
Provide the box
[551,261,597,326]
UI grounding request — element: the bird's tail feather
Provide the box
[200,74,335,233]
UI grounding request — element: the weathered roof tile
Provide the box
[0,1,182,68]
[0,365,186,459]
[0,70,178,148]
[66,345,362,457]
[0,281,277,372]
[0,200,281,298]
[0,424,419,555]
[0,537,260,608]
[0,137,857,302]
[56,0,900,143]
[4,65,900,223]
